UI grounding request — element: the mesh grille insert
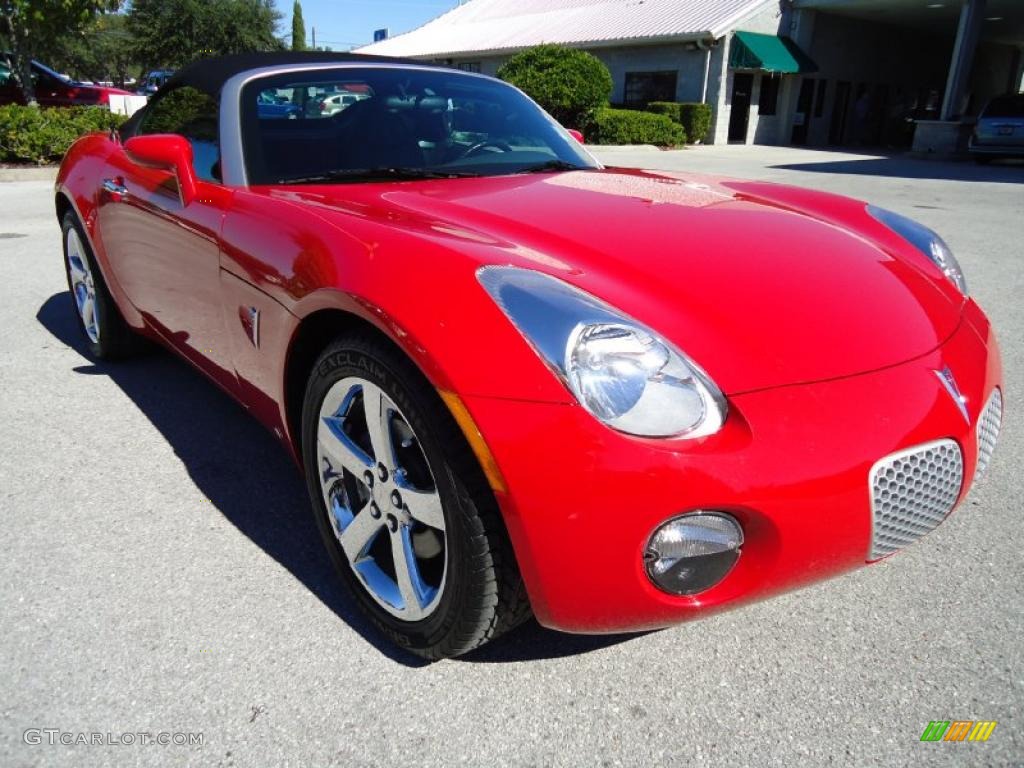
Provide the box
[975,388,1002,482]
[869,439,963,561]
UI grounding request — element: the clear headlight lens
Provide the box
[566,323,717,436]
[867,204,967,294]
[478,266,727,439]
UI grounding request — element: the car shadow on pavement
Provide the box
[37,292,642,665]
[770,154,1024,182]
[460,621,650,663]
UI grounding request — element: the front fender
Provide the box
[221,189,571,406]
[722,178,967,311]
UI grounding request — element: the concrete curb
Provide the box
[587,144,663,152]
[0,166,58,182]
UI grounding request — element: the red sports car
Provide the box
[55,53,1003,659]
[0,57,133,107]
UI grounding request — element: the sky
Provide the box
[275,0,463,51]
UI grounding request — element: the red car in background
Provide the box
[54,53,1003,660]
[0,57,132,107]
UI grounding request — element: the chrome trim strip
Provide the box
[248,305,260,347]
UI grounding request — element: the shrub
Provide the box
[646,102,683,122]
[647,101,713,144]
[584,107,685,147]
[0,105,127,165]
[497,44,612,128]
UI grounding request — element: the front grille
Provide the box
[975,388,1003,482]
[869,439,964,561]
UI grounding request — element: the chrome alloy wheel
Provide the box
[65,228,99,343]
[316,377,447,621]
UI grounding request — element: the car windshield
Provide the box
[982,95,1024,119]
[241,66,598,185]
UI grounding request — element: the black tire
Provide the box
[973,155,993,165]
[61,211,141,359]
[301,333,530,660]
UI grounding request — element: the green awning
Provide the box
[729,31,818,74]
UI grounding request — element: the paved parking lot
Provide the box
[1,146,1022,767]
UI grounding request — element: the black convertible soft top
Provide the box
[163,51,428,98]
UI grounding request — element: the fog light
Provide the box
[644,512,743,595]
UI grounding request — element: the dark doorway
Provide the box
[729,73,753,143]
[791,78,815,145]
[869,84,888,145]
[829,80,851,145]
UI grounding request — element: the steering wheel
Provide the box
[460,140,513,159]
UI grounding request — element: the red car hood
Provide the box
[283,168,963,394]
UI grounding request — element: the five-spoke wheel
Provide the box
[60,210,140,359]
[302,335,530,659]
[317,377,447,621]
[65,227,100,344]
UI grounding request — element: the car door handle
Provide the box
[102,178,128,201]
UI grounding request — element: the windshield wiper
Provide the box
[515,159,589,174]
[276,167,479,185]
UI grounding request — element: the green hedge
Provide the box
[584,107,685,147]
[647,102,713,144]
[0,105,127,165]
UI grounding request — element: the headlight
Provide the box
[477,266,727,438]
[867,205,967,294]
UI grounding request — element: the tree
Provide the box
[0,0,118,105]
[291,0,305,51]
[46,12,140,88]
[127,0,283,70]
[496,44,612,128]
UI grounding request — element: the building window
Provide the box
[458,62,481,73]
[623,71,678,108]
[758,75,780,116]
[814,79,827,118]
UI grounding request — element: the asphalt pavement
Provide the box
[1,146,1022,767]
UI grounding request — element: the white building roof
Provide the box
[357,0,769,58]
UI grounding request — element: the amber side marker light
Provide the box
[439,390,508,494]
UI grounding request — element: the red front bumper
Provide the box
[465,300,1002,633]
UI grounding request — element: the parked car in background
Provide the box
[257,89,301,119]
[137,69,176,97]
[970,93,1024,162]
[0,56,132,107]
[319,91,367,116]
[55,53,1003,660]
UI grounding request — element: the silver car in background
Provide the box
[137,69,175,98]
[970,93,1024,162]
